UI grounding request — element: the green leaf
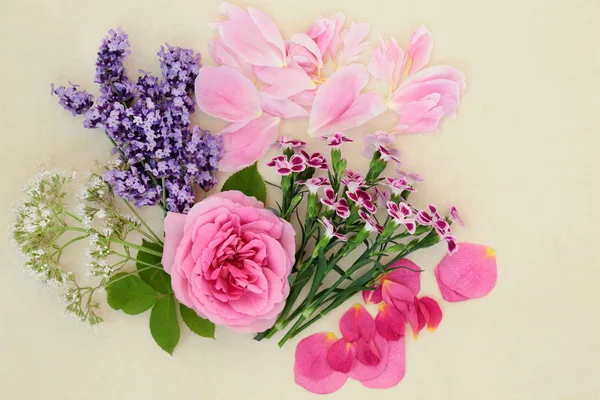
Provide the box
[385,242,407,254]
[150,296,180,355]
[221,162,267,203]
[136,240,172,294]
[106,273,158,315]
[180,304,215,339]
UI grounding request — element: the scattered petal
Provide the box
[295,332,348,394]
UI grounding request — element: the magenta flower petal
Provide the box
[385,259,422,295]
[356,337,381,366]
[195,66,261,122]
[326,338,358,373]
[375,303,406,341]
[359,338,405,389]
[339,304,376,343]
[419,296,442,332]
[346,334,389,381]
[362,286,383,304]
[295,332,348,394]
[435,243,497,302]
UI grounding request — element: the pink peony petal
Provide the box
[258,93,308,119]
[247,7,286,64]
[308,64,385,135]
[195,66,261,122]
[295,333,349,394]
[405,25,434,76]
[375,303,406,341]
[220,114,280,172]
[326,338,358,373]
[435,243,497,302]
[359,338,405,389]
[254,63,316,99]
[208,38,255,80]
[337,22,371,67]
[339,304,376,342]
[162,212,187,274]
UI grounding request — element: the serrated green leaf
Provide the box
[150,296,180,355]
[136,240,172,294]
[221,162,267,203]
[106,273,158,315]
[180,304,215,339]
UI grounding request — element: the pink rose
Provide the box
[161,191,295,333]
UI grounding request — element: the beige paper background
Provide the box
[1,0,599,398]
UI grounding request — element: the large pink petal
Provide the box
[347,334,389,381]
[258,93,308,119]
[392,96,445,134]
[308,64,368,135]
[219,114,280,172]
[162,212,186,274]
[195,66,261,122]
[326,338,357,373]
[368,37,405,91]
[295,333,348,394]
[405,25,433,76]
[391,79,461,117]
[289,33,323,70]
[375,303,406,341]
[339,304,376,342]
[254,65,316,100]
[208,38,255,80]
[400,65,467,94]
[218,3,284,67]
[247,6,286,65]
[318,91,386,134]
[435,243,497,301]
[359,338,405,389]
[384,259,422,295]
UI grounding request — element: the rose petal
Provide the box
[295,333,349,394]
[326,338,357,373]
[375,303,406,341]
[419,296,443,331]
[195,66,261,122]
[339,304,376,342]
[384,259,422,295]
[258,93,308,119]
[247,6,286,64]
[346,334,389,381]
[359,338,405,389]
[362,286,383,304]
[162,212,187,274]
[435,243,497,301]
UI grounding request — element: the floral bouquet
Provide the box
[10,3,497,395]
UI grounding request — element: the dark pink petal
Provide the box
[346,334,389,381]
[339,304,376,342]
[409,298,427,338]
[356,338,380,366]
[359,338,405,389]
[382,280,417,321]
[362,286,383,304]
[449,205,465,227]
[375,303,406,341]
[385,259,422,295]
[326,338,357,373]
[399,202,412,217]
[435,243,497,302]
[295,332,348,394]
[416,210,432,225]
[419,296,442,332]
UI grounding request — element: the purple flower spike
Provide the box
[320,217,347,241]
[358,210,383,233]
[341,170,366,194]
[320,186,351,219]
[449,205,465,227]
[323,132,354,148]
[386,201,416,234]
[273,136,307,150]
[297,177,330,193]
[301,151,328,169]
[267,154,306,176]
[51,83,95,116]
[348,189,377,213]
[384,177,415,195]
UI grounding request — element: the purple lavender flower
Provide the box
[386,201,416,234]
[320,186,350,219]
[50,83,94,116]
[347,189,377,213]
[323,132,353,148]
[94,28,135,103]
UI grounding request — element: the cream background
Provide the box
[1,0,599,398]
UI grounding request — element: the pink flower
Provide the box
[161,191,295,333]
[384,176,414,195]
[294,305,406,393]
[386,201,417,234]
[340,169,366,193]
[435,243,497,302]
[320,186,350,219]
[371,187,391,207]
[396,168,424,183]
[308,64,386,136]
[358,210,383,233]
[409,296,443,338]
[323,132,354,148]
[273,136,307,150]
[362,130,400,159]
[449,205,465,227]
[416,204,458,254]
[297,177,330,193]
[368,26,466,135]
[266,154,306,176]
[300,151,328,169]
[306,13,345,62]
[348,189,377,213]
[320,217,347,241]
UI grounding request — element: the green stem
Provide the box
[109,238,163,257]
[123,199,164,245]
[111,251,163,269]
